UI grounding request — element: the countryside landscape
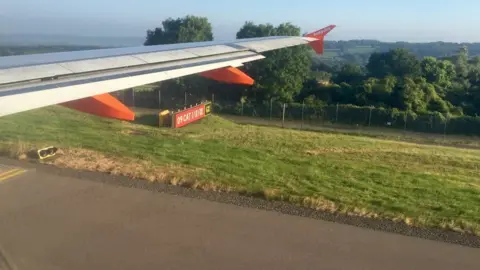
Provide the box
[1,3,480,269]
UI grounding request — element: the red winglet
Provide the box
[61,93,135,121]
[304,25,336,55]
[200,66,254,85]
[305,25,336,39]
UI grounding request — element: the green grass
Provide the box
[222,114,480,150]
[1,106,480,234]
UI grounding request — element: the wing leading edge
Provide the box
[0,25,335,120]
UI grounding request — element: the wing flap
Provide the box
[62,93,135,121]
[201,67,254,85]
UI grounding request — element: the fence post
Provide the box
[444,114,449,141]
[184,91,187,109]
[282,103,286,128]
[158,89,161,109]
[430,114,433,132]
[131,88,135,108]
[368,106,372,127]
[404,110,408,131]
[211,93,215,113]
[241,100,244,116]
[321,108,325,125]
[269,98,273,120]
[301,100,305,129]
[120,90,125,104]
[335,103,339,123]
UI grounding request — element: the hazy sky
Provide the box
[1,0,479,42]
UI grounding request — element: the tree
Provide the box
[420,56,456,88]
[236,21,276,38]
[367,48,421,78]
[468,68,480,88]
[237,22,312,102]
[452,46,469,78]
[469,56,480,67]
[312,71,332,82]
[144,15,213,45]
[392,77,426,112]
[143,15,214,105]
[333,63,365,85]
[311,56,335,73]
[358,75,397,107]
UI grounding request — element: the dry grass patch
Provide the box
[47,148,236,193]
[0,141,31,159]
[47,148,201,182]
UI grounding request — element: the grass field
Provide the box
[1,106,480,235]
[320,51,339,58]
[346,46,377,54]
[221,114,480,150]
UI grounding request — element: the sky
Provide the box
[1,0,479,42]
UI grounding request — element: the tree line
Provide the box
[318,40,480,67]
[307,46,480,117]
[143,15,480,120]
[144,15,312,106]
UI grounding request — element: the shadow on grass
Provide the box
[134,114,159,127]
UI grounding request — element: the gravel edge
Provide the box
[2,157,479,248]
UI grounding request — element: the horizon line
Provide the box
[1,33,480,45]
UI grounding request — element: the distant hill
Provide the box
[3,34,480,68]
[0,34,144,47]
[0,45,108,56]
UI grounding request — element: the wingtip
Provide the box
[305,25,336,38]
[304,25,336,55]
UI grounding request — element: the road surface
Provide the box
[0,160,478,270]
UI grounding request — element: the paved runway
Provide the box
[0,162,478,270]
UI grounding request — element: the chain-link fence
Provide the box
[112,89,207,111]
[117,88,480,137]
[212,100,480,137]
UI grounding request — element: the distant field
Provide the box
[317,47,377,64]
[321,50,340,58]
[221,114,480,150]
[346,46,376,54]
[1,106,479,235]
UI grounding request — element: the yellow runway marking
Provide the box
[0,169,19,178]
[0,168,26,182]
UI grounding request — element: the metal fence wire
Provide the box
[210,101,478,136]
[124,88,480,137]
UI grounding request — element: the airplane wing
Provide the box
[0,25,335,121]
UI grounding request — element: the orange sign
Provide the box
[173,104,206,128]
